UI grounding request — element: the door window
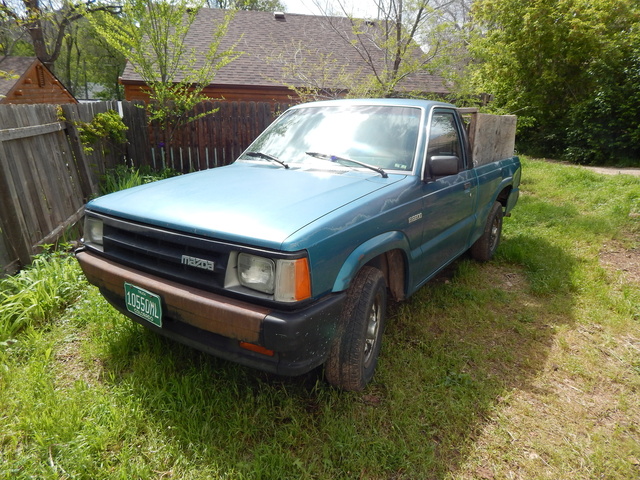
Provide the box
[426,112,465,171]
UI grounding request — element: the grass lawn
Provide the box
[1,157,639,479]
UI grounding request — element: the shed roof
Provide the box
[120,9,449,95]
[0,57,37,96]
[0,56,77,104]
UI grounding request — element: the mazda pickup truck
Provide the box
[76,98,521,391]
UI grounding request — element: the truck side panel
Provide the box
[416,168,478,285]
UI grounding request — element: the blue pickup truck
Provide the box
[77,98,521,391]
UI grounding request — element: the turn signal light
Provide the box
[239,341,275,357]
[275,257,311,302]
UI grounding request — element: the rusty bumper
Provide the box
[76,250,345,375]
[77,250,269,343]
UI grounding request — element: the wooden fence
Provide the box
[0,103,88,274]
[0,100,288,275]
[147,101,289,171]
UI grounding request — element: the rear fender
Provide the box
[332,231,410,292]
[493,161,521,212]
[486,169,520,214]
[504,162,522,214]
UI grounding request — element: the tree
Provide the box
[90,0,238,144]
[55,17,127,99]
[466,0,640,162]
[264,44,356,102]
[0,0,120,70]
[266,0,461,100]
[427,0,474,87]
[321,0,455,98]
[563,29,640,165]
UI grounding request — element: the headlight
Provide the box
[84,216,104,250]
[236,253,311,303]
[238,253,275,294]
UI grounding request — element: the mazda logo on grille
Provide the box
[181,255,215,271]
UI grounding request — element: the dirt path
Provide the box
[582,165,640,177]
[546,160,640,177]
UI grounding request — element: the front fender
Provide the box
[332,231,410,292]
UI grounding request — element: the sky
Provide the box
[281,0,380,18]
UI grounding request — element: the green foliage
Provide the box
[99,165,180,195]
[54,17,127,100]
[466,0,640,164]
[564,38,640,165]
[77,110,128,153]
[0,247,85,341]
[0,37,34,57]
[89,0,238,144]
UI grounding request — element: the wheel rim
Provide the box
[363,293,382,367]
[489,215,502,252]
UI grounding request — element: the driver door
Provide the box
[416,109,478,284]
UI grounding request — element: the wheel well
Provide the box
[497,186,511,207]
[364,249,407,302]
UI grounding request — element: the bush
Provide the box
[77,110,128,154]
[564,48,640,166]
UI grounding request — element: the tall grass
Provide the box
[0,247,86,341]
[0,158,639,479]
[99,165,180,195]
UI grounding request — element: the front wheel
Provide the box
[470,201,504,261]
[325,266,387,391]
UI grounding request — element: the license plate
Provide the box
[124,283,163,327]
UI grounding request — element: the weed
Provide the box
[0,246,86,341]
[99,165,180,195]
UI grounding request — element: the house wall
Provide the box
[1,62,77,105]
[123,82,299,104]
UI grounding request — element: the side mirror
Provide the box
[429,155,460,177]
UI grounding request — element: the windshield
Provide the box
[240,105,422,173]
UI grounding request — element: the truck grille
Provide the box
[100,215,233,292]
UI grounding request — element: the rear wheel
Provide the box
[325,266,387,391]
[470,201,504,261]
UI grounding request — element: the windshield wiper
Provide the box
[244,151,289,169]
[305,152,387,178]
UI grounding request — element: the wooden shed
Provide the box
[0,57,77,105]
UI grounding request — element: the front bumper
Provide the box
[76,250,346,376]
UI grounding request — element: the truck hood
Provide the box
[87,162,404,249]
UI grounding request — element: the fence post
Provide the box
[0,141,32,267]
[61,104,96,201]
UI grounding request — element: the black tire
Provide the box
[470,201,504,261]
[325,266,387,391]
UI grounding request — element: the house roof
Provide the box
[120,9,449,95]
[0,56,37,96]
